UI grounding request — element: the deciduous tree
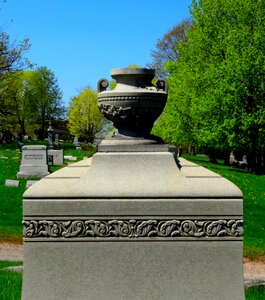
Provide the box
[67,88,110,143]
[153,0,265,173]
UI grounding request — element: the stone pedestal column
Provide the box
[22,140,244,300]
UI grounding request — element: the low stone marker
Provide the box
[1,156,8,159]
[63,155,72,160]
[5,179,20,187]
[64,155,77,161]
[48,149,64,165]
[69,156,77,161]
[26,180,38,188]
[17,145,50,179]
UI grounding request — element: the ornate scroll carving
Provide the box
[23,219,243,239]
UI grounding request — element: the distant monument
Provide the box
[47,122,54,149]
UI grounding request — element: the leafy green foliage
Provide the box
[0,268,22,300]
[0,67,65,138]
[153,0,265,172]
[68,88,111,143]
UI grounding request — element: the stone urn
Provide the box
[97,68,168,137]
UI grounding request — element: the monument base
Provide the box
[17,165,50,179]
[22,141,244,300]
[23,240,243,300]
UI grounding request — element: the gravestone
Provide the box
[22,68,244,300]
[26,180,38,188]
[47,124,54,149]
[73,136,80,146]
[17,145,50,179]
[5,179,20,187]
[48,149,64,165]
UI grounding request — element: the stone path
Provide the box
[0,242,265,288]
[0,243,23,261]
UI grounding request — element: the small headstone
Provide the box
[26,180,38,188]
[73,137,80,146]
[2,266,23,273]
[229,152,236,164]
[69,156,77,161]
[64,155,73,160]
[76,147,82,150]
[48,150,64,165]
[1,156,8,159]
[5,179,20,187]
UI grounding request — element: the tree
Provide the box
[153,0,265,173]
[0,67,65,140]
[147,19,191,78]
[0,32,30,76]
[28,66,65,139]
[0,32,30,118]
[67,88,111,143]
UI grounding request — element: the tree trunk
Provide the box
[208,149,217,164]
[223,151,230,166]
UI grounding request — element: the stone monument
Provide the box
[22,68,244,300]
[47,123,54,149]
[17,145,50,178]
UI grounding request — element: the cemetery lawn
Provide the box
[0,142,96,243]
[0,261,23,300]
[183,154,265,260]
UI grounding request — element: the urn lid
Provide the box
[111,68,155,77]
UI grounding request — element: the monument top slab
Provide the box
[22,145,47,150]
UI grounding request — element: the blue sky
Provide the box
[1,0,191,105]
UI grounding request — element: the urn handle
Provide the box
[156,79,168,93]
[97,78,109,93]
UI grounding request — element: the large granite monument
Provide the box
[22,68,244,299]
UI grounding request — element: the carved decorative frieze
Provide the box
[23,219,243,239]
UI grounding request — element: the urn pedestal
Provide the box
[22,68,244,300]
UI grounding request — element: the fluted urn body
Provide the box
[97,68,167,137]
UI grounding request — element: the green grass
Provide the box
[0,261,23,300]
[0,146,24,242]
[183,154,265,260]
[245,286,265,299]
[0,141,96,242]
